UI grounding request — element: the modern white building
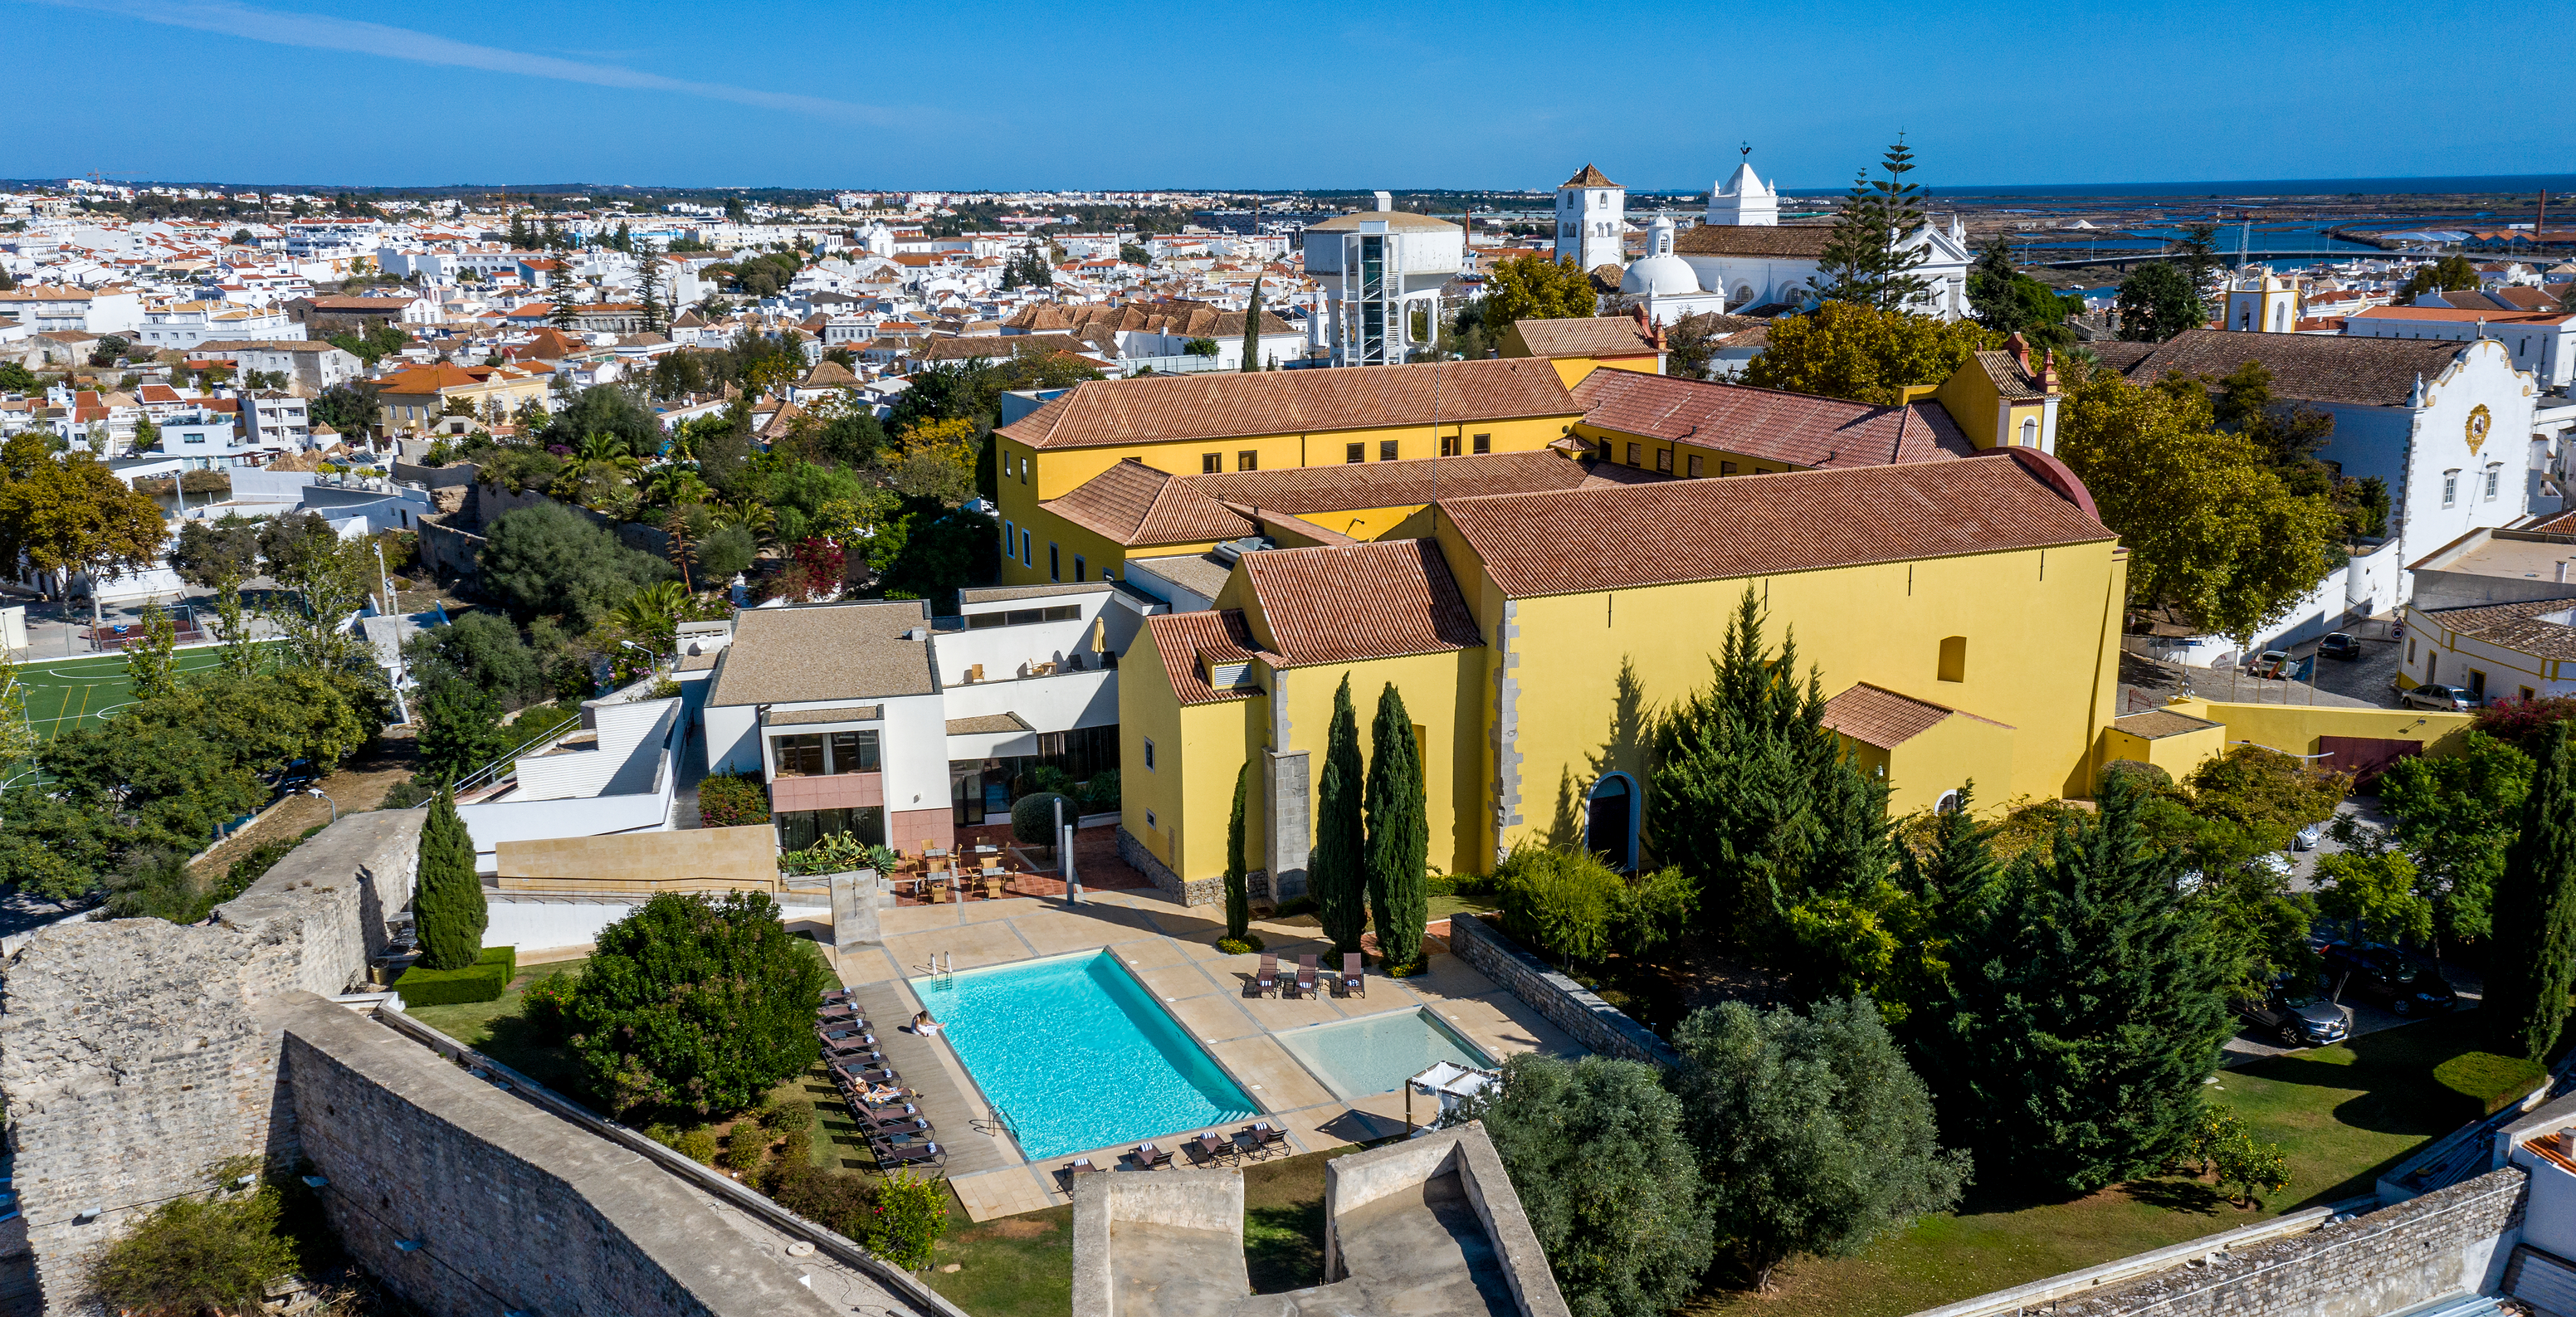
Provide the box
[1303,193,1464,367]
[699,588,1127,854]
[135,300,304,352]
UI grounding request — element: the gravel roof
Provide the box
[707,602,936,706]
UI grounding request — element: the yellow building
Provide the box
[1120,448,2130,895]
[1496,315,1669,388]
[991,359,1583,588]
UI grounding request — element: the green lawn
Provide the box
[12,643,294,742]
[1689,1017,2544,1317]
[404,958,591,1095]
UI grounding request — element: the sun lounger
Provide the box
[1242,1121,1288,1158]
[1190,1131,1237,1165]
[1253,952,1280,998]
[865,1115,931,1138]
[1295,954,1319,999]
[819,988,853,1003]
[1340,953,1364,998]
[875,1140,944,1169]
[1126,1142,1173,1170]
[1056,1157,1102,1190]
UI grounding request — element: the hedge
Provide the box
[395,946,518,1007]
[698,771,770,828]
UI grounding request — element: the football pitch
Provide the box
[15,647,245,740]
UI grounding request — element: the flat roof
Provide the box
[2411,527,2576,581]
[957,582,1111,607]
[706,601,936,706]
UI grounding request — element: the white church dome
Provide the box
[1621,254,1701,297]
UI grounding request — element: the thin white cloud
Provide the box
[26,0,905,124]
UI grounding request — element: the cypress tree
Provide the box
[1914,774,2233,1193]
[2487,723,2576,1061]
[1240,278,1264,373]
[413,786,486,970]
[1365,682,1430,968]
[1224,763,1251,942]
[1310,674,1368,958]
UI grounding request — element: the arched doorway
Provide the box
[1585,773,1637,872]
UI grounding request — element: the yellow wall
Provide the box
[1118,642,1266,880]
[1930,363,2048,451]
[1448,518,2126,861]
[2163,700,2477,763]
[2097,720,2230,783]
[1565,422,1803,478]
[996,412,1578,587]
[1883,713,2017,818]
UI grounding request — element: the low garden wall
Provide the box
[1116,826,1222,907]
[1445,914,1680,1068]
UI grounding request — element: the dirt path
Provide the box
[192,729,422,876]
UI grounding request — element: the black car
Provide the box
[2236,985,2351,1046]
[2320,941,2460,1015]
[2317,632,2362,660]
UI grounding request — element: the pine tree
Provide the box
[413,786,487,971]
[1812,134,1932,312]
[1240,278,1264,373]
[639,257,666,337]
[2486,723,2576,1061]
[1915,774,2233,1192]
[1310,674,1368,958]
[1364,682,1430,968]
[1224,763,1251,942]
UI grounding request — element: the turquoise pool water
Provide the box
[1278,1009,1495,1100]
[912,951,1256,1162]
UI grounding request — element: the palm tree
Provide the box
[608,580,688,646]
[642,465,713,510]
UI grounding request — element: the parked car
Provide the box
[2252,650,2292,678]
[2318,632,2362,660]
[2293,823,2322,851]
[2320,941,2460,1015]
[2400,683,2476,712]
[2237,983,2352,1046]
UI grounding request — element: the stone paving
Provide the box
[822,889,1587,1222]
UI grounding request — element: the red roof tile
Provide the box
[1821,682,2012,749]
[1239,539,1483,667]
[997,359,1578,451]
[1571,370,1976,469]
[1442,451,2112,598]
[1145,608,1263,705]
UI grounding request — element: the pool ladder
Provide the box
[928,951,954,986]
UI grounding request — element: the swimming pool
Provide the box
[1278,1009,1495,1100]
[912,950,1257,1163]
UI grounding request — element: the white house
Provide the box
[2343,305,2575,391]
[135,300,304,352]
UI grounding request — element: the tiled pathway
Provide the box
[825,889,1586,1221]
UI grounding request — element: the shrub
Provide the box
[1272,895,1317,918]
[1215,934,1263,955]
[1018,763,1076,798]
[1493,845,1618,966]
[763,1096,817,1132]
[1081,769,1121,810]
[776,1125,814,1174]
[779,832,871,877]
[766,1160,877,1236]
[86,1183,295,1315]
[395,946,515,1006]
[522,971,578,1040]
[674,1126,719,1164]
[1479,1054,1711,1313]
[697,771,772,828]
[723,1124,768,1174]
[565,892,832,1118]
[865,1170,949,1270]
[644,1121,681,1148]
[1012,791,1074,845]
[414,787,486,970]
[378,779,429,809]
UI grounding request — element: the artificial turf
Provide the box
[11,645,276,741]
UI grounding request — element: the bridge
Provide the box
[2018,249,2386,270]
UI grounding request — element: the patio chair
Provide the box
[1248,1121,1289,1154]
[1340,953,1364,998]
[837,1062,899,1086]
[1126,1142,1173,1170]
[982,876,1006,901]
[1253,953,1279,998]
[875,1140,944,1170]
[819,987,853,1004]
[1189,1131,1237,1166]
[1294,954,1320,1000]
[864,1114,931,1138]
[1056,1158,1102,1190]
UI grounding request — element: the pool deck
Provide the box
[824,890,1588,1222]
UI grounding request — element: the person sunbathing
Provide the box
[911,1011,944,1036]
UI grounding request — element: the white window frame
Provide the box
[2443,470,2459,508]
[2486,466,2501,501]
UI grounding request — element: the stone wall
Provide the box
[1118,826,1222,907]
[280,998,842,1317]
[2047,1165,2525,1317]
[0,811,422,1308]
[1445,914,1680,1068]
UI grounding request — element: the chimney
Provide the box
[2005,332,2031,373]
[1373,191,1393,213]
[2041,350,2060,394]
[2557,561,2568,584]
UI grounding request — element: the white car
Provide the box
[2294,824,2322,851]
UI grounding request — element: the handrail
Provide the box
[445,715,582,798]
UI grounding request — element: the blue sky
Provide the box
[5,0,2554,193]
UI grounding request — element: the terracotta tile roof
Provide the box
[1973,349,2051,401]
[1560,163,1619,188]
[2113,708,2221,739]
[1239,539,1483,667]
[1041,450,1654,549]
[1672,226,1837,258]
[1145,608,1262,705]
[2418,598,2576,660]
[1442,450,2112,598]
[2086,341,2156,373]
[910,333,1088,362]
[2120,329,2470,407]
[2350,305,2564,325]
[1040,460,1251,547]
[1571,369,1976,469]
[707,601,938,705]
[1000,299,1296,340]
[377,364,489,395]
[799,359,860,389]
[1510,316,1661,359]
[1820,683,2008,749]
[997,358,1578,450]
